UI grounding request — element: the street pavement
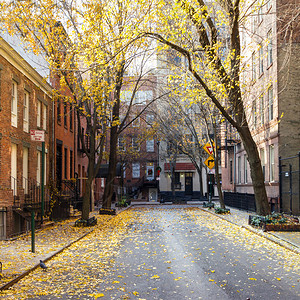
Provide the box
[0,202,299,299]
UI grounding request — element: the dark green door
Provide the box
[185,173,193,195]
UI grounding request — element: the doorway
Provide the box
[149,188,158,201]
[56,140,63,190]
[185,173,193,195]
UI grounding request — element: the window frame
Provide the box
[11,81,18,127]
[268,86,274,121]
[267,30,273,67]
[42,103,47,130]
[23,91,29,132]
[132,162,140,178]
[146,139,155,152]
[269,145,275,182]
[37,100,42,128]
[259,44,264,76]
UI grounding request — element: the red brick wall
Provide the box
[0,54,52,238]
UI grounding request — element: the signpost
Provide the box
[30,130,45,252]
[203,142,215,156]
[204,156,215,169]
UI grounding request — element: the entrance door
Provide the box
[185,173,193,195]
[149,188,158,201]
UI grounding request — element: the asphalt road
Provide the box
[1,206,299,300]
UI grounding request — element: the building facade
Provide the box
[221,0,300,214]
[0,36,53,239]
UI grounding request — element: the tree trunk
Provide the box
[102,125,118,209]
[239,127,271,216]
[82,178,92,220]
[170,160,176,202]
[213,121,224,209]
[195,163,204,198]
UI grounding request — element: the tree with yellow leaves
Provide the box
[144,0,273,215]
[0,0,154,220]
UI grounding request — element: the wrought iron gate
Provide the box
[279,152,300,214]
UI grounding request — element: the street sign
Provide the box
[30,130,45,142]
[203,142,214,155]
[204,156,215,169]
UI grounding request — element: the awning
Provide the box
[164,163,196,171]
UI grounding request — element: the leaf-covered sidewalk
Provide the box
[201,203,300,252]
[0,212,115,288]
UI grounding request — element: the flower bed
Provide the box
[249,213,300,231]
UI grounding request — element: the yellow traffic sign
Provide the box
[204,156,215,169]
[203,142,215,156]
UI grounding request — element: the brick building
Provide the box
[220,0,300,214]
[0,36,53,239]
[117,75,159,201]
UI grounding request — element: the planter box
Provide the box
[249,215,300,231]
[263,224,300,232]
[99,208,116,215]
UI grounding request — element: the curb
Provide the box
[0,209,126,291]
[200,207,300,255]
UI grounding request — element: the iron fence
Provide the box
[279,152,300,214]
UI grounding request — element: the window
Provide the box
[22,147,29,194]
[269,145,275,182]
[121,90,132,104]
[70,108,73,131]
[118,137,126,151]
[132,163,140,178]
[260,148,265,181]
[268,86,274,121]
[64,148,68,179]
[252,99,257,128]
[260,94,264,125]
[259,44,263,75]
[132,137,140,151]
[146,113,154,127]
[11,143,17,195]
[37,100,41,127]
[252,14,257,33]
[258,6,263,24]
[37,150,41,185]
[57,98,61,123]
[70,150,73,178]
[132,117,140,127]
[64,102,67,127]
[244,154,248,183]
[23,91,29,132]
[11,81,18,127]
[267,30,273,66]
[42,103,47,130]
[266,0,272,11]
[237,156,241,184]
[146,163,155,180]
[252,52,256,81]
[146,139,154,152]
[134,90,150,104]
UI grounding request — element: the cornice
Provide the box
[0,36,52,96]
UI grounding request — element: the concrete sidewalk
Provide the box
[200,202,300,254]
[0,207,127,290]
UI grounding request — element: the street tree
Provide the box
[144,0,274,215]
[0,0,154,220]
